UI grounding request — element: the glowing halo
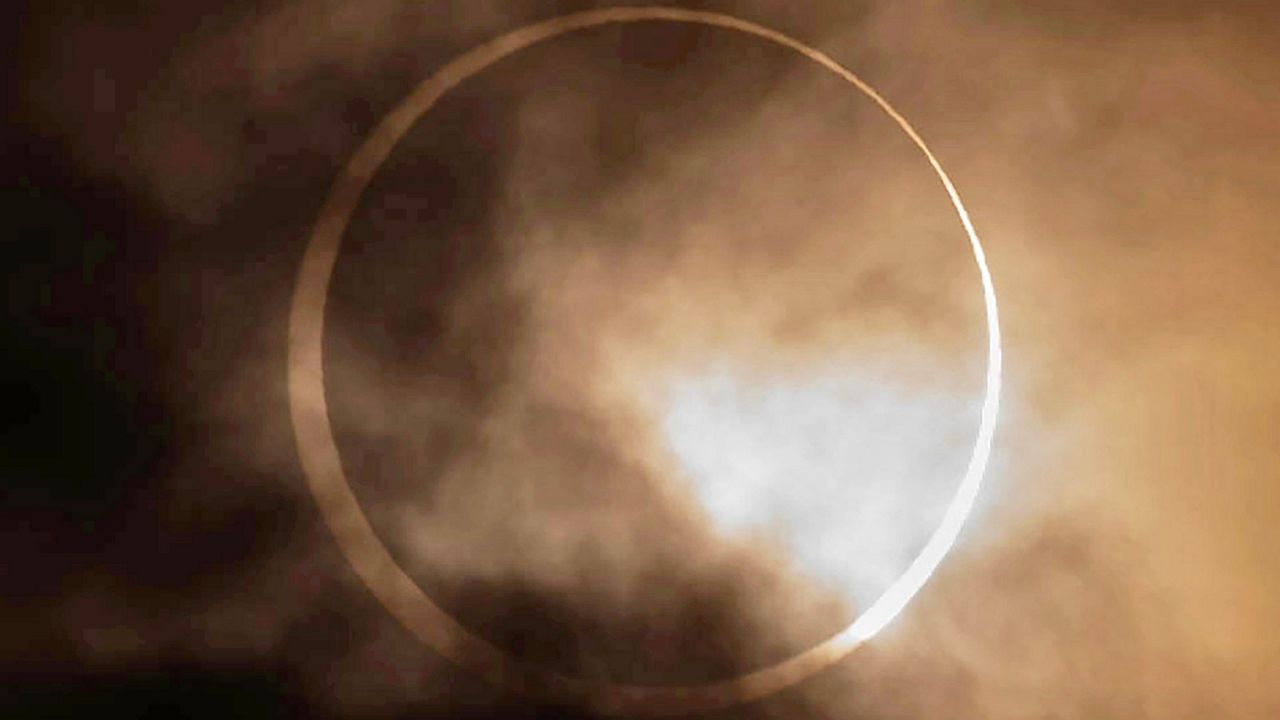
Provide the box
[287,6,1002,715]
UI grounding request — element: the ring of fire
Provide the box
[286,6,1002,715]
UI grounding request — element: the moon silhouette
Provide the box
[287,6,1002,715]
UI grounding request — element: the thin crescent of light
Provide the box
[286,6,1002,715]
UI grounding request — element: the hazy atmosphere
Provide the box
[5,1,1279,717]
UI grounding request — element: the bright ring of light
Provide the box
[287,6,1002,715]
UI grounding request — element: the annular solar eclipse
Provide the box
[287,6,1003,715]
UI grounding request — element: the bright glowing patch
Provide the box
[664,370,977,610]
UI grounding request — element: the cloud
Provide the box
[6,1,1279,717]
